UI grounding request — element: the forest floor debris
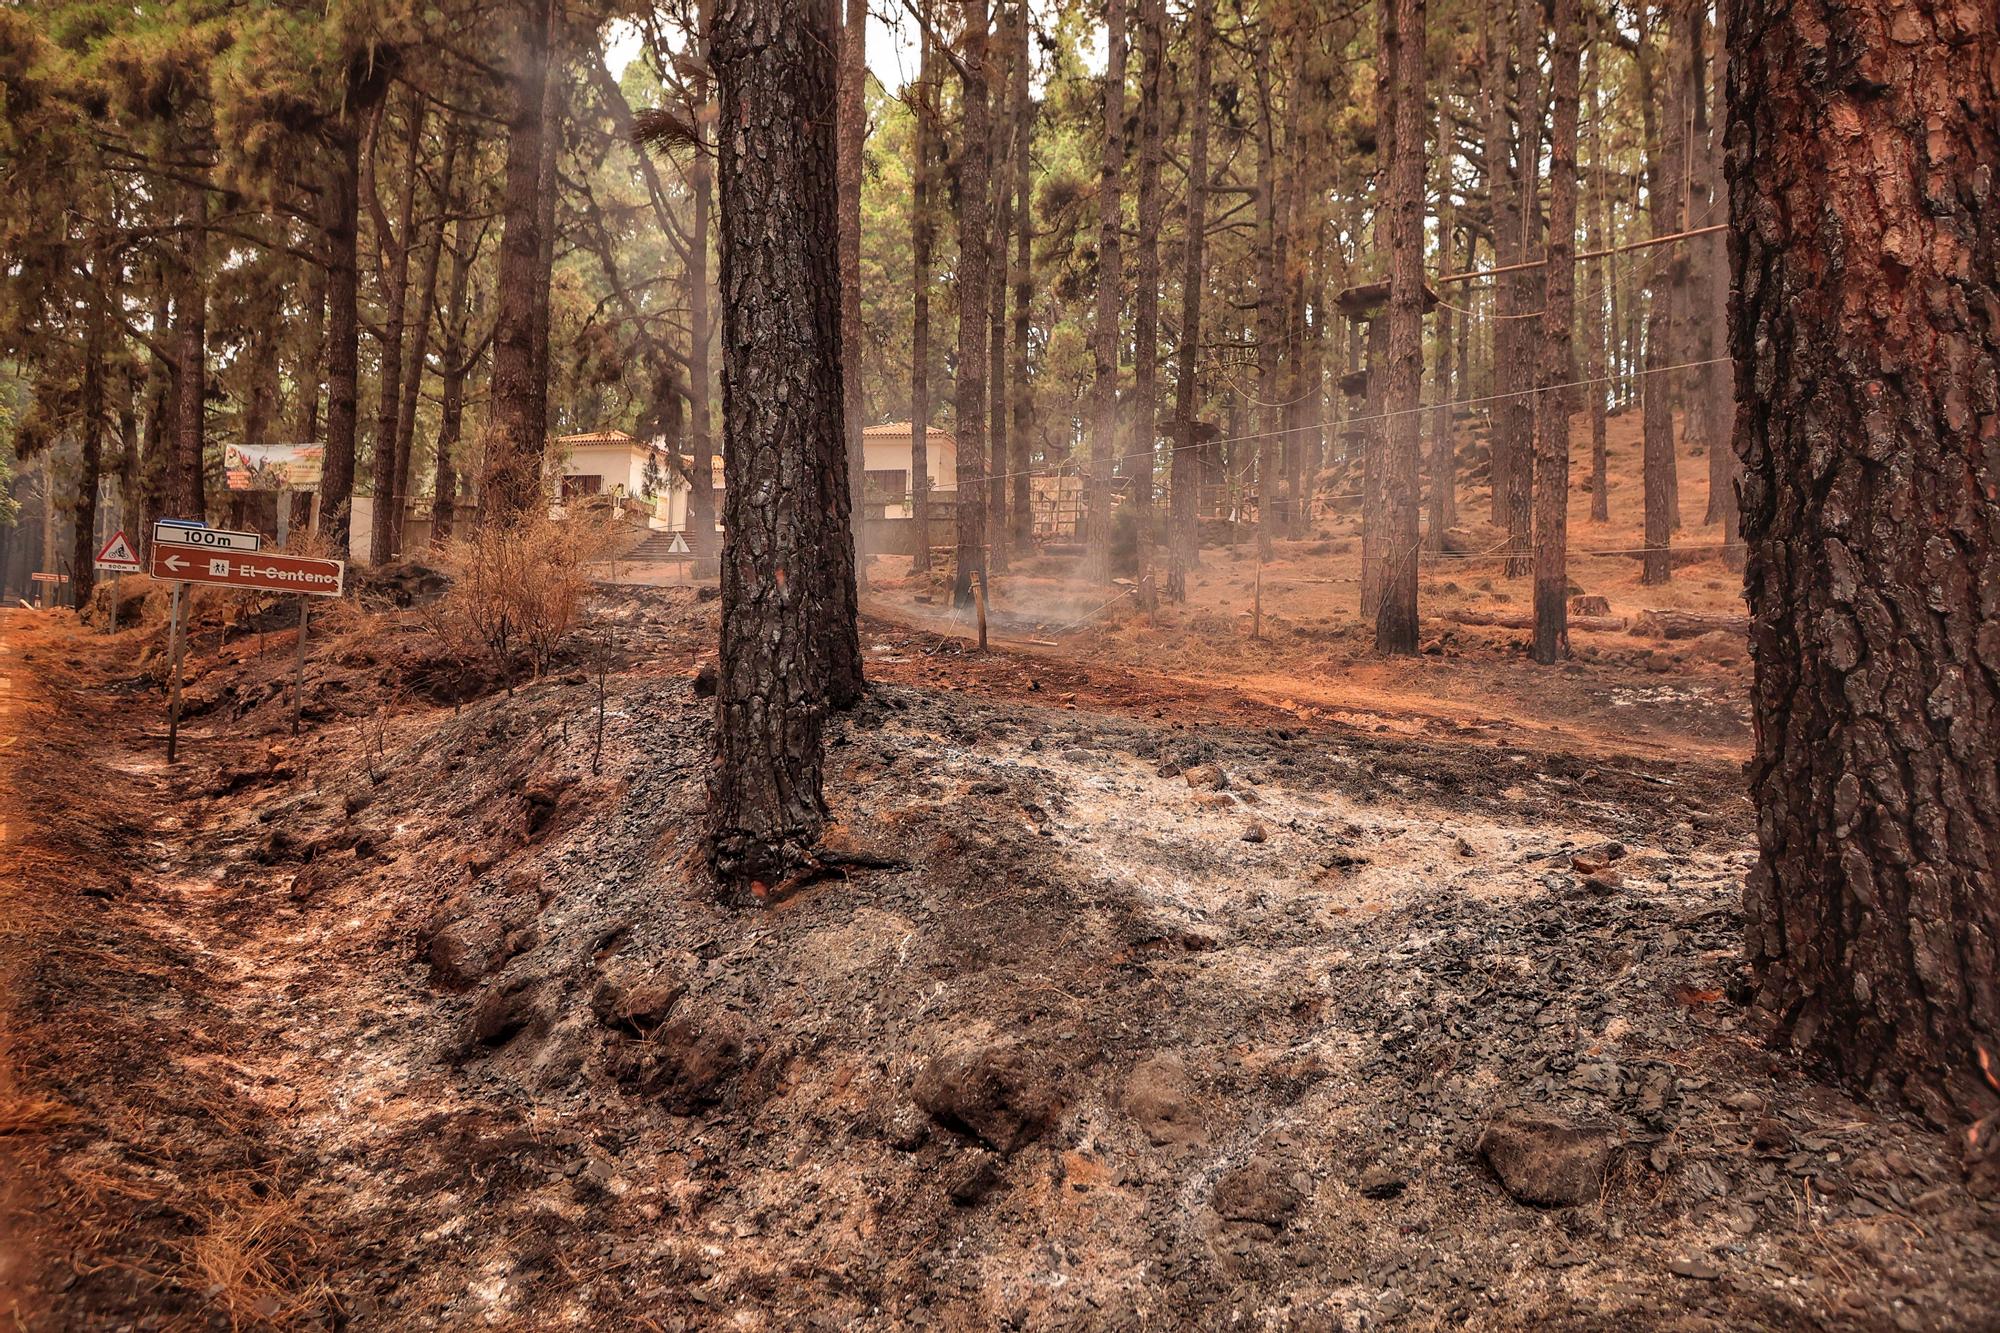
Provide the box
[5,573,1998,1330]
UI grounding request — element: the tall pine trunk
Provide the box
[951,0,993,608]
[392,123,460,554]
[1531,0,1582,664]
[1500,0,1541,577]
[1638,0,1687,583]
[1008,4,1033,550]
[368,94,425,565]
[839,0,869,587]
[707,0,856,895]
[1085,0,1126,586]
[1166,1,1210,604]
[1727,0,2000,1129]
[321,114,367,554]
[171,179,208,521]
[909,31,935,575]
[480,0,554,525]
[1374,0,1425,655]
[1584,27,1610,522]
[1129,0,1165,577]
[986,13,1012,567]
[686,0,718,560]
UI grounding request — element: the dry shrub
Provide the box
[422,509,612,682]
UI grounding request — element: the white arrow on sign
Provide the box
[161,551,191,575]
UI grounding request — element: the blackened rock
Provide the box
[913,1042,1061,1155]
[947,1150,1002,1206]
[1476,1112,1615,1207]
[693,662,719,697]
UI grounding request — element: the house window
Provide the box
[562,474,603,499]
[865,469,909,501]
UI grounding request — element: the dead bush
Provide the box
[421,510,611,684]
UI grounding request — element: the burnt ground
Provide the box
[3,585,1998,1331]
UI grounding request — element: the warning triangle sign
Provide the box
[95,530,142,570]
[667,531,691,554]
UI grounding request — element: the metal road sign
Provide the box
[152,520,263,553]
[29,571,67,583]
[150,546,345,597]
[95,530,142,572]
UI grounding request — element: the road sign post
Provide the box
[166,582,186,763]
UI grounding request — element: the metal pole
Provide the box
[109,571,119,634]
[291,597,310,736]
[166,582,186,762]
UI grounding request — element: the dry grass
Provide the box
[174,1180,330,1331]
[421,510,616,681]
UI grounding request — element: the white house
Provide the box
[860,421,958,518]
[551,429,690,531]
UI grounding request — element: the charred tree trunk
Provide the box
[1480,11,1518,529]
[294,244,327,446]
[839,0,869,587]
[1008,4,1034,550]
[1129,0,1165,572]
[986,13,1012,568]
[1639,0,1687,583]
[369,94,425,565]
[72,241,108,610]
[1166,0,1210,604]
[1427,195,1456,554]
[392,121,460,555]
[1531,0,1582,665]
[909,31,935,575]
[1501,0,1542,578]
[952,0,993,608]
[1728,0,2000,1129]
[480,0,554,525]
[1360,3,1392,617]
[707,0,856,894]
[171,179,209,522]
[321,113,367,552]
[1254,42,1280,567]
[1584,27,1611,523]
[1085,0,1126,586]
[1375,0,1425,655]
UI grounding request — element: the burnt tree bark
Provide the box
[1166,0,1210,604]
[986,9,1012,567]
[1531,0,1582,665]
[909,29,935,575]
[320,107,369,554]
[1129,0,1166,573]
[1638,0,1686,583]
[1374,0,1425,655]
[392,120,461,554]
[952,0,993,608]
[1500,0,1542,577]
[480,0,554,525]
[368,93,425,565]
[1729,0,2000,1129]
[170,178,209,522]
[1008,2,1034,550]
[1085,0,1126,586]
[707,0,857,894]
[839,0,869,588]
[1584,25,1611,523]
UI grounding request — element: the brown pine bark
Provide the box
[392,121,461,555]
[1500,0,1541,578]
[1584,26,1610,523]
[952,0,993,608]
[986,10,1011,566]
[294,246,327,446]
[1375,0,1425,656]
[1254,41,1279,568]
[1008,2,1033,550]
[909,30,935,575]
[1166,0,1210,604]
[839,0,869,585]
[480,0,554,525]
[368,93,425,565]
[1638,0,1687,584]
[1479,10,1517,530]
[71,241,108,609]
[320,115,365,554]
[1130,0,1166,550]
[1085,0,1126,586]
[170,179,208,522]
[1426,192,1456,554]
[1531,0,1582,665]
[707,0,856,894]
[1727,0,2000,1127]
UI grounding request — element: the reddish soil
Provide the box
[2,423,1995,1329]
